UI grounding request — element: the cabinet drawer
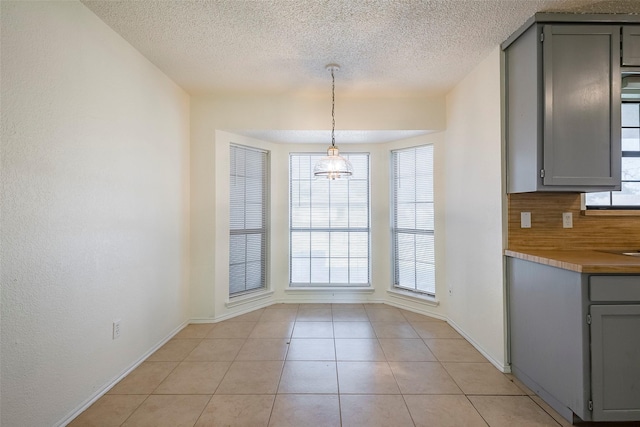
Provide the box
[590,276,640,302]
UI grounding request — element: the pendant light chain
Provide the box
[331,67,336,148]
[312,63,354,179]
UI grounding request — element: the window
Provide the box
[586,102,640,209]
[290,153,369,286]
[229,144,268,296]
[391,145,435,295]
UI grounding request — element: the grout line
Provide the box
[117,394,151,427]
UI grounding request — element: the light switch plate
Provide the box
[521,212,531,228]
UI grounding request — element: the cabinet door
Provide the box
[542,25,621,187]
[622,26,640,66]
[590,304,640,421]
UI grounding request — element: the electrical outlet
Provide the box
[562,212,573,229]
[520,212,531,228]
[113,320,121,340]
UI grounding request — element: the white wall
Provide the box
[190,94,447,320]
[0,2,191,426]
[443,47,507,370]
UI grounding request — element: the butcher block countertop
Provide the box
[505,249,640,274]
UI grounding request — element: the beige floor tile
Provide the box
[287,338,335,360]
[278,361,338,394]
[206,321,256,339]
[531,396,574,427]
[332,303,364,310]
[292,321,334,338]
[299,303,331,309]
[335,338,386,361]
[185,339,245,361]
[296,307,333,321]
[249,321,294,338]
[468,395,561,427]
[412,322,462,339]
[333,321,376,338]
[266,303,299,309]
[505,373,536,396]
[216,361,283,394]
[404,395,488,427]
[227,309,264,322]
[331,308,369,321]
[153,361,230,394]
[268,394,340,427]
[371,321,419,338]
[195,395,275,427]
[389,362,462,394]
[146,339,201,362]
[424,338,487,362]
[339,394,414,427]
[379,339,436,362]
[337,361,400,394]
[442,363,524,395]
[235,338,289,361]
[174,324,215,339]
[68,394,147,427]
[259,308,298,322]
[365,307,407,322]
[121,394,210,427]
[108,362,178,395]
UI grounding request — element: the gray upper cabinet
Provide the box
[622,25,640,66]
[505,23,621,193]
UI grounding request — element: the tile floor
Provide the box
[69,303,573,427]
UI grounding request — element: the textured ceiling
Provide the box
[82,0,640,98]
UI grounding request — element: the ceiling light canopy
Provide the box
[313,64,354,180]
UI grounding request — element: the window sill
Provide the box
[387,288,440,306]
[582,209,640,217]
[285,286,375,294]
[226,289,274,308]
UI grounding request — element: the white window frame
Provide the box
[289,152,370,287]
[229,144,269,297]
[391,144,435,296]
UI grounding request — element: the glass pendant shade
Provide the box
[313,63,355,180]
[313,146,353,180]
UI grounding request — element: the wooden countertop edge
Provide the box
[504,250,640,274]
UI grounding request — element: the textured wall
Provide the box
[0,2,190,426]
[443,48,507,370]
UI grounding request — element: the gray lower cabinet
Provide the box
[507,257,640,422]
[590,304,640,421]
[504,23,621,193]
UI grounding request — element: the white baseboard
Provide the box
[191,298,276,323]
[56,319,190,427]
[446,317,510,373]
[384,297,445,321]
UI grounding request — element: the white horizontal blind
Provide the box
[586,102,640,208]
[392,145,435,295]
[290,153,370,286]
[229,144,268,296]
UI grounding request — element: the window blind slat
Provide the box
[229,144,268,296]
[290,153,370,286]
[392,145,435,295]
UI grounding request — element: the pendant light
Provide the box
[313,64,354,179]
